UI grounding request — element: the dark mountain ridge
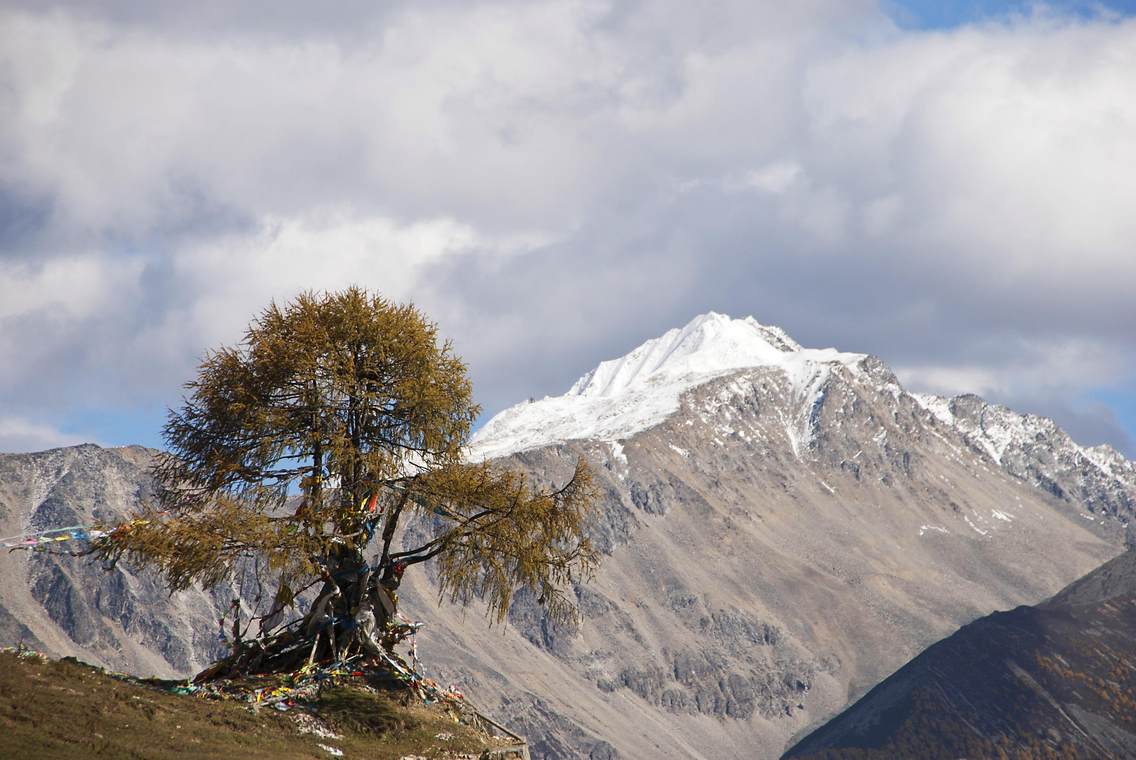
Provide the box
[783,550,1136,759]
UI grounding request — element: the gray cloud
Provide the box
[0,1,1133,456]
[0,1,427,41]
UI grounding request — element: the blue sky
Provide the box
[0,0,1134,457]
[890,0,1136,27]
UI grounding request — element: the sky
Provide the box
[0,0,1133,457]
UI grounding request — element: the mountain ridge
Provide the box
[2,314,1134,758]
[473,313,1136,533]
[469,312,865,462]
[912,391,1136,525]
[423,325,1127,756]
[782,550,1136,758]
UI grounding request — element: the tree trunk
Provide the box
[193,549,415,682]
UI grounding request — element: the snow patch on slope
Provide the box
[913,393,1127,477]
[912,393,954,426]
[913,392,1040,464]
[910,392,1136,524]
[470,312,865,460]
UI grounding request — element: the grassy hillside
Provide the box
[0,649,519,759]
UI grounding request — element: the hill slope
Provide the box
[402,313,1129,758]
[2,313,1134,758]
[782,550,1136,759]
[0,444,238,677]
[0,648,508,760]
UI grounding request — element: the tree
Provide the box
[94,288,597,678]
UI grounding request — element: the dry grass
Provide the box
[0,651,504,759]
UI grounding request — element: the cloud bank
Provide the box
[0,1,1133,454]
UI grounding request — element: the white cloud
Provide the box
[737,162,804,195]
[895,334,1131,400]
[0,255,142,321]
[0,416,89,453]
[160,210,486,350]
[0,255,144,404]
[0,2,1134,450]
[800,18,1136,283]
[0,2,885,238]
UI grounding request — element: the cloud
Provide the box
[0,416,89,453]
[426,8,1136,411]
[0,254,146,410]
[0,1,1133,455]
[0,255,140,321]
[894,335,1131,399]
[162,211,485,350]
[0,1,889,242]
[0,209,506,413]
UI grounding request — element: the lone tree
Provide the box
[95,288,597,678]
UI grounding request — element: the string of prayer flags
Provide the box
[1,525,109,550]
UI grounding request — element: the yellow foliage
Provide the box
[94,288,598,627]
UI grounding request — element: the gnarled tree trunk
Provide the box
[195,552,412,682]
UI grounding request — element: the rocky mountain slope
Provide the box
[912,392,1136,525]
[0,444,241,677]
[1,312,1133,758]
[782,549,1136,758]
[392,313,1130,758]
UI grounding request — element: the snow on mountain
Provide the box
[912,392,1046,465]
[470,310,1136,526]
[455,322,1127,758]
[911,392,1136,521]
[910,393,955,427]
[469,312,866,461]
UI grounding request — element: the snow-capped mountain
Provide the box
[472,312,1135,533]
[2,313,1133,759]
[470,312,866,461]
[409,312,1133,758]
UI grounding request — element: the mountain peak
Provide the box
[470,312,863,460]
[566,312,803,400]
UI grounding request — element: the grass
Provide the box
[0,650,509,759]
